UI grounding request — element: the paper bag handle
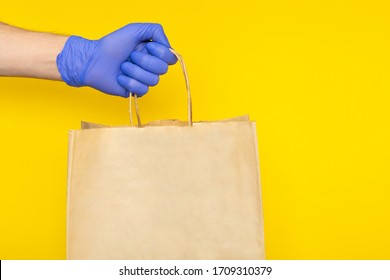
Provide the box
[129,48,193,127]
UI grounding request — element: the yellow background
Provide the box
[1,0,390,259]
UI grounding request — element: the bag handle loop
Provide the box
[129,48,193,127]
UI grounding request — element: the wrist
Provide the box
[56,35,99,87]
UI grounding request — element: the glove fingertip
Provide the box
[145,42,178,65]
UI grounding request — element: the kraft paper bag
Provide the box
[66,50,265,259]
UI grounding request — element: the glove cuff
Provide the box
[56,35,97,87]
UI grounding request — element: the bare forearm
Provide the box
[0,22,68,80]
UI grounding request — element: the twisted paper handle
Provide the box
[129,48,192,127]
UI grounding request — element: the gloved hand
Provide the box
[56,23,177,97]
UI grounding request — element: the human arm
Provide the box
[0,22,177,97]
[0,22,68,80]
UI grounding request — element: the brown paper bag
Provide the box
[66,51,265,260]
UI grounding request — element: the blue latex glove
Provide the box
[56,23,177,97]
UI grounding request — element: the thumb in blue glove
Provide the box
[56,23,177,97]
